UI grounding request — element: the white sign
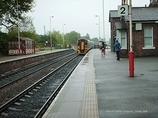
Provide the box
[118,5,128,16]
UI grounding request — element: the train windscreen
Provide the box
[81,41,84,50]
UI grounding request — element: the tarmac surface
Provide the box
[95,49,158,118]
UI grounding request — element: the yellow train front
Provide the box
[77,38,93,55]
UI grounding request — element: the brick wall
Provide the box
[110,18,158,57]
[132,23,158,57]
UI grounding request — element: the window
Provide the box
[121,31,126,47]
[117,30,127,49]
[144,27,155,49]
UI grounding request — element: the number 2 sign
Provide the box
[118,5,128,16]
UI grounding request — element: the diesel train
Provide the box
[77,38,94,55]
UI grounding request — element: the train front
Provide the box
[77,39,88,55]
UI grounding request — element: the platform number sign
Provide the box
[118,5,128,16]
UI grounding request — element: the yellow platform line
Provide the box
[80,52,99,118]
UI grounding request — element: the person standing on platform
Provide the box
[101,42,105,56]
[114,39,121,60]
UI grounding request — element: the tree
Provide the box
[91,37,99,45]
[0,32,8,55]
[0,0,35,29]
[0,0,35,55]
[20,16,35,32]
[52,30,63,46]
[65,31,81,46]
[81,33,90,39]
[7,16,36,38]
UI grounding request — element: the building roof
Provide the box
[109,7,158,22]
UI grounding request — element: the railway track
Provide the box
[0,51,77,106]
[0,55,83,118]
[0,52,76,89]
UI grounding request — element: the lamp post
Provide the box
[95,15,101,40]
[49,16,54,51]
[17,0,20,54]
[102,0,105,42]
[44,25,46,50]
[102,0,106,54]
[128,0,134,77]
[62,24,66,48]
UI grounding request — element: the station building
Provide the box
[109,0,158,57]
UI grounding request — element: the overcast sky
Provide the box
[29,0,150,40]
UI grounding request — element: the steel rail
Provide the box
[0,55,83,117]
[0,52,76,89]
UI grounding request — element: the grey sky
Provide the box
[29,0,150,39]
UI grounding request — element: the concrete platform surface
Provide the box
[42,50,99,118]
[0,49,67,63]
[95,49,158,118]
[42,49,158,118]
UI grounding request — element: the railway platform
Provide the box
[43,49,158,118]
[0,49,71,75]
[0,49,67,63]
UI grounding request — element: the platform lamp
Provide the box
[62,24,66,48]
[44,25,46,50]
[102,0,106,54]
[49,16,54,51]
[95,15,101,40]
[17,0,20,54]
